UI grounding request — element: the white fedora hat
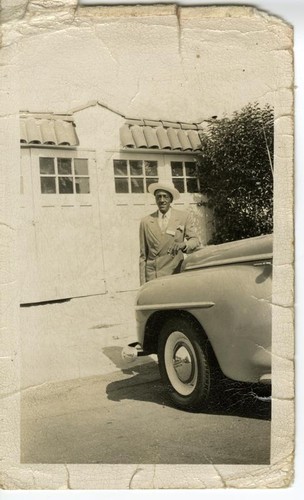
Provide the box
[148,181,180,200]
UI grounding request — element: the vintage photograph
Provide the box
[0,0,294,490]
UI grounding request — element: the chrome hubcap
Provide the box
[173,342,194,383]
[164,331,198,396]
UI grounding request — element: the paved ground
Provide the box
[20,293,271,465]
[20,292,139,388]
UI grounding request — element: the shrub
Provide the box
[196,103,273,244]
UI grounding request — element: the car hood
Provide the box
[182,233,273,271]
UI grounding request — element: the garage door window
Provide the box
[114,159,158,193]
[39,157,90,194]
[171,161,200,193]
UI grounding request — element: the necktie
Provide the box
[160,214,166,233]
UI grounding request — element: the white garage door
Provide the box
[20,148,106,303]
[107,152,211,292]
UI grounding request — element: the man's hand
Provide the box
[167,241,187,256]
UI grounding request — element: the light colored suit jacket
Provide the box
[139,208,200,286]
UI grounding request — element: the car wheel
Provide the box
[158,317,211,411]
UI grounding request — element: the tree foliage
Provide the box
[196,103,274,244]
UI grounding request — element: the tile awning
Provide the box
[20,113,79,146]
[120,118,204,152]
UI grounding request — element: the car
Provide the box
[122,234,272,411]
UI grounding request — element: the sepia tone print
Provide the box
[0,0,293,489]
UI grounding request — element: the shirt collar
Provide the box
[158,208,171,219]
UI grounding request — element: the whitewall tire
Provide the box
[158,317,211,411]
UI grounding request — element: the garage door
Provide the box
[20,148,106,303]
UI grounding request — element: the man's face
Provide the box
[155,190,172,214]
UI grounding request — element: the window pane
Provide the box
[40,157,55,175]
[186,178,199,193]
[75,177,90,194]
[131,177,144,193]
[144,161,158,177]
[171,162,183,177]
[40,177,56,194]
[185,162,197,177]
[172,178,185,193]
[74,158,89,175]
[130,160,143,176]
[59,176,73,193]
[58,158,72,175]
[113,160,128,176]
[115,178,129,193]
[146,177,158,190]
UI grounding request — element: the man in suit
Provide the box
[139,181,200,285]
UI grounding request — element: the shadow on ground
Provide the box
[104,346,271,421]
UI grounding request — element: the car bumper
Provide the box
[121,342,150,362]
